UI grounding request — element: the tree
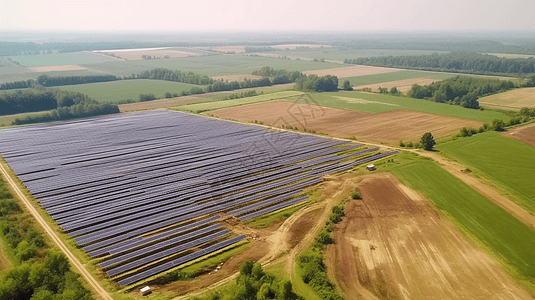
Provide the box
[420,132,436,150]
[491,119,506,131]
[342,80,353,91]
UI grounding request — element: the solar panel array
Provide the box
[0,110,397,286]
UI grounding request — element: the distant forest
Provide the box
[345,52,535,75]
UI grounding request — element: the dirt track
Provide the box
[0,160,112,300]
[211,101,483,144]
[325,173,532,300]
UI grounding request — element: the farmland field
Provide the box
[479,87,535,110]
[325,173,532,300]
[96,47,204,60]
[342,70,455,86]
[175,91,304,113]
[353,77,441,93]
[505,123,535,148]
[303,65,401,78]
[80,54,342,77]
[210,101,483,144]
[6,51,119,66]
[438,131,535,213]
[389,153,535,288]
[58,79,205,103]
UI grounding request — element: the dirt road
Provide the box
[0,161,113,300]
[325,173,532,300]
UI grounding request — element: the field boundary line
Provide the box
[0,160,113,300]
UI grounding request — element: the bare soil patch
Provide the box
[271,44,332,50]
[287,208,322,249]
[325,173,532,300]
[503,123,535,149]
[100,49,201,60]
[211,101,483,144]
[354,77,439,93]
[211,46,246,54]
[211,74,263,82]
[28,64,87,72]
[303,65,401,78]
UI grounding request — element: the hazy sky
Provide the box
[1,0,534,32]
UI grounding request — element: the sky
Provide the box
[1,0,534,33]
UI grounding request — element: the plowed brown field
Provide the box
[325,173,531,300]
[303,65,401,78]
[504,123,535,149]
[210,101,482,144]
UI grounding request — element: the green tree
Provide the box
[342,80,353,91]
[420,132,436,151]
[491,119,506,131]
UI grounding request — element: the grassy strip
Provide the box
[437,131,535,213]
[388,152,535,291]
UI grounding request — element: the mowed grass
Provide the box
[59,79,204,103]
[282,91,511,122]
[81,54,342,77]
[174,91,304,113]
[438,131,535,213]
[342,70,455,86]
[479,87,535,110]
[6,52,118,66]
[389,153,535,284]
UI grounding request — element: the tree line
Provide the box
[252,67,307,82]
[295,75,339,92]
[12,102,119,125]
[407,76,516,109]
[345,52,535,76]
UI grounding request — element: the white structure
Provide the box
[366,164,376,171]
[140,286,151,296]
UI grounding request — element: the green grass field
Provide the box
[438,131,535,213]
[342,70,455,86]
[6,52,119,66]
[58,79,204,103]
[258,48,447,62]
[389,153,535,285]
[281,91,511,122]
[174,91,304,113]
[81,54,342,77]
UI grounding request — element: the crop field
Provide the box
[175,90,304,113]
[438,131,535,213]
[58,79,205,103]
[253,48,446,62]
[6,51,119,66]
[303,65,401,78]
[27,64,88,72]
[478,87,535,110]
[342,70,455,87]
[389,154,535,288]
[210,101,483,144]
[80,54,342,77]
[353,77,440,93]
[325,173,532,299]
[96,48,204,60]
[0,110,395,287]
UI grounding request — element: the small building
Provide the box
[140,286,151,296]
[366,164,376,171]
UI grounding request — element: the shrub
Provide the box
[351,192,362,200]
[399,141,405,147]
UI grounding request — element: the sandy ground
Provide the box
[325,173,532,300]
[100,49,201,60]
[118,84,295,112]
[271,44,332,50]
[211,46,247,54]
[503,123,535,148]
[210,101,483,144]
[28,64,87,72]
[479,87,535,110]
[354,77,439,93]
[303,65,401,78]
[211,74,263,82]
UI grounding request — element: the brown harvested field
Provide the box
[479,87,535,110]
[28,64,87,72]
[99,49,201,60]
[354,77,439,93]
[271,44,332,50]
[211,74,263,82]
[210,101,483,144]
[211,46,247,54]
[303,65,401,78]
[325,173,532,300]
[503,123,535,149]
